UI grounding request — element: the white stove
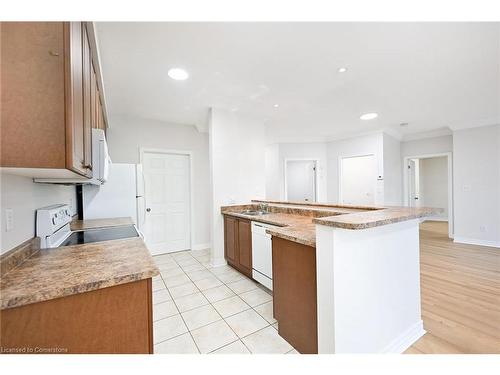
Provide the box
[36,204,73,248]
[36,204,140,249]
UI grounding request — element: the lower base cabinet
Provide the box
[224,215,253,278]
[0,279,153,354]
[272,237,318,354]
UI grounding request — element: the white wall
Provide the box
[265,142,328,202]
[107,115,211,248]
[209,109,267,265]
[265,144,280,200]
[453,124,500,246]
[0,173,77,253]
[401,135,453,158]
[383,133,402,206]
[420,157,448,220]
[327,133,385,204]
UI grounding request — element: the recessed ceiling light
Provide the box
[274,104,279,108]
[360,112,378,120]
[168,68,189,81]
[338,67,348,73]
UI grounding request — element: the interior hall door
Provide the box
[143,151,191,255]
[286,160,317,202]
[340,155,377,205]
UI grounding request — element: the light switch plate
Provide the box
[5,208,14,232]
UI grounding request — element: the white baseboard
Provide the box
[380,320,426,353]
[453,237,500,248]
[210,257,227,268]
[191,243,210,251]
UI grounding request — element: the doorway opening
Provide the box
[140,148,193,255]
[404,152,453,238]
[284,159,318,203]
[339,154,377,206]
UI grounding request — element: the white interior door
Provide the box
[143,152,191,255]
[286,160,317,202]
[340,155,377,205]
[408,159,421,207]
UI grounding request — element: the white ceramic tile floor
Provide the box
[174,291,210,312]
[152,250,297,354]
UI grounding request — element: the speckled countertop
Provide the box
[70,217,135,231]
[221,201,441,247]
[0,219,159,310]
[312,206,441,229]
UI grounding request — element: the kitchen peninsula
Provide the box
[221,200,440,354]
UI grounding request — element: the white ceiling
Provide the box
[96,22,500,142]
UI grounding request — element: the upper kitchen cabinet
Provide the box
[0,22,108,179]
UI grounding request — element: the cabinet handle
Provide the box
[82,164,93,170]
[48,50,60,57]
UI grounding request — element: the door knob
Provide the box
[146,208,151,212]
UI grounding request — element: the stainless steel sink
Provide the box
[239,210,270,216]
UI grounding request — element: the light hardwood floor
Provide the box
[405,221,500,354]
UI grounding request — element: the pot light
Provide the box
[338,67,348,73]
[274,104,279,108]
[168,68,189,81]
[360,112,378,120]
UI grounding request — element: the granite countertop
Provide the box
[313,206,441,229]
[71,217,135,231]
[221,201,441,247]
[221,203,353,247]
[1,218,159,310]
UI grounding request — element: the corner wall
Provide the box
[453,124,500,247]
[209,109,267,265]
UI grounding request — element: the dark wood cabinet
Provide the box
[223,215,253,278]
[0,279,154,353]
[224,216,237,264]
[0,22,107,177]
[272,237,317,354]
[237,219,252,275]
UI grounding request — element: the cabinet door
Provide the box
[0,22,66,168]
[237,219,252,276]
[98,97,106,131]
[90,61,98,129]
[224,216,237,264]
[81,23,93,173]
[65,22,87,176]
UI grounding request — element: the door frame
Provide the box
[139,147,194,252]
[338,153,377,205]
[403,152,453,239]
[283,158,319,202]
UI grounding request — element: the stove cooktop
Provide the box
[60,225,139,247]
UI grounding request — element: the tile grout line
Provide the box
[153,250,290,354]
[169,253,204,354]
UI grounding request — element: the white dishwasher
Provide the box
[251,221,278,290]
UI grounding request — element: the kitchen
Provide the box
[1,19,500,361]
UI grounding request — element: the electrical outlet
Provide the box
[480,225,487,233]
[5,208,14,232]
[462,184,472,192]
